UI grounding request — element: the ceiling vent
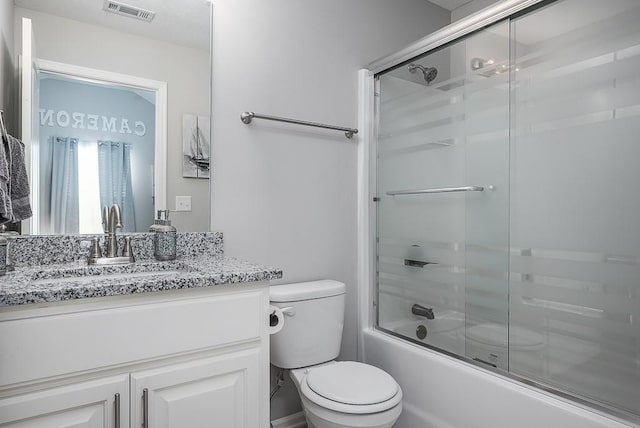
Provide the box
[103,1,156,22]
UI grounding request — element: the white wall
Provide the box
[211,0,450,419]
[13,7,210,232]
[0,0,15,134]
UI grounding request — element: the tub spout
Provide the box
[412,304,435,320]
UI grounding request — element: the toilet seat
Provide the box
[307,361,399,405]
[298,362,402,414]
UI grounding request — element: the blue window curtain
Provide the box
[98,141,136,232]
[48,136,80,234]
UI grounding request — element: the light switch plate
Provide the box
[175,196,192,211]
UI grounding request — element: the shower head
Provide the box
[408,63,438,85]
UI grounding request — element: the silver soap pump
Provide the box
[149,210,177,261]
[0,235,6,276]
[0,224,18,274]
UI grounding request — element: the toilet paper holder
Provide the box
[271,307,295,318]
[269,306,295,334]
[270,310,280,327]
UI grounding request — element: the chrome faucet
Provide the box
[88,204,134,265]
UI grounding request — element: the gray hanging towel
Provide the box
[7,135,32,222]
[0,136,12,223]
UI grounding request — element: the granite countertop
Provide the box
[0,256,283,307]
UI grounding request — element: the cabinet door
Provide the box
[0,374,128,428]
[131,348,262,428]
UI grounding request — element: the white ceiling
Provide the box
[427,0,477,11]
[13,0,211,50]
[17,0,635,53]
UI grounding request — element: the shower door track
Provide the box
[367,0,546,76]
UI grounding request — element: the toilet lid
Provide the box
[305,361,399,405]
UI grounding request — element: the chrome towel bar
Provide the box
[240,111,358,139]
[386,185,490,196]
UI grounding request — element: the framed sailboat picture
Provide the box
[182,114,210,178]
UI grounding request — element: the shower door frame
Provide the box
[356,0,638,425]
[367,0,544,75]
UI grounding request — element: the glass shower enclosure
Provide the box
[373,0,640,421]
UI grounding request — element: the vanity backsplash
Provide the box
[9,232,224,268]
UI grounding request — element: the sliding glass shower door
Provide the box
[376,21,511,368]
[375,0,640,420]
[508,0,640,415]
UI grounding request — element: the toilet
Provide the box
[270,280,402,428]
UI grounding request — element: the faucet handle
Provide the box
[89,237,103,259]
[122,236,135,261]
[101,206,109,233]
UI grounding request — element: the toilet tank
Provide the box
[270,280,346,369]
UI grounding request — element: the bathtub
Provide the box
[362,328,633,428]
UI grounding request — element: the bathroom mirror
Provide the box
[12,0,212,234]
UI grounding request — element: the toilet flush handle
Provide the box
[280,306,296,317]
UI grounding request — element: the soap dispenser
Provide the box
[0,235,6,276]
[149,210,177,261]
[0,224,18,272]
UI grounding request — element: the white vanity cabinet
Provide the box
[131,348,261,428]
[0,374,128,427]
[0,283,270,428]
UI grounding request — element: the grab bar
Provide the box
[386,185,490,196]
[240,111,358,139]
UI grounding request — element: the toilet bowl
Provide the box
[290,361,402,428]
[270,280,402,428]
